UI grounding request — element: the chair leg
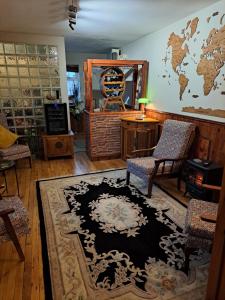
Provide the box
[126,171,130,185]
[2,214,25,261]
[148,179,153,198]
[28,156,32,168]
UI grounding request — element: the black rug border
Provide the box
[36,168,186,299]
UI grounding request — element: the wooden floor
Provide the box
[0,153,126,300]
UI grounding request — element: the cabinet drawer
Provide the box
[46,137,70,156]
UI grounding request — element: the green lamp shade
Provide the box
[138,98,151,104]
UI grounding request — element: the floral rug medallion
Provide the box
[37,169,209,300]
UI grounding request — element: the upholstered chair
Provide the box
[0,185,30,260]
[126,119,196,197]
[183,184,220,270]
[0,112,32,167]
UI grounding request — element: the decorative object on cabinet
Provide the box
[137,97,151,119]
[120,116,159,160]
[184,159,223,200]
[126,119,196,197]
[100,67,126,111]
[42,131,74,160]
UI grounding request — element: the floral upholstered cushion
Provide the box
[153,120,195,159]
[0,196,30,243]
[0,144,31,160]
[184,199,217,240]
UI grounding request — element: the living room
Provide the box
[0,0,224,299]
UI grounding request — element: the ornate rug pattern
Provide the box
[37,169,209,300]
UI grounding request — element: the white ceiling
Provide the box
[0,0,220,53]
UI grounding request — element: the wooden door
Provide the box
[206,168,225,299]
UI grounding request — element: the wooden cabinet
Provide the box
[42,131,74,160]
[121,117,159,160]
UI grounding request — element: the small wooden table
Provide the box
[120,116,159,160]
[42,131,74,160]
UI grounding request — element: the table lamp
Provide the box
[137,98,151,120]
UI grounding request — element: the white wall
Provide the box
[0,32,70,127]
[66,52,107,102]
[122,0,225,123]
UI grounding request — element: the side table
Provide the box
[42,131,74,160]
[0,160,19,196]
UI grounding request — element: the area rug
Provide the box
[36,169,209,300]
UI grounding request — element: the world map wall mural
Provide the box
[162,10,225,119]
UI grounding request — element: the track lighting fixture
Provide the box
[68,1,77,31]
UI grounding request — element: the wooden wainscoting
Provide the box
[146,109,225,165]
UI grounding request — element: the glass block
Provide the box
[2,99,11,107]
[16,128,25,135]
[0,78,8,87]
[6,56,16,65]
[30,78,40,87]
[15,118,25,127]
[26,44,36,54]
[33,98,43,107]
[22,88,31,97]
[29,67,39,76]
[17,56,27,65]
[36,118,44,126]
[9,78,20,87]
[39,56,48,65]
[0,89,10,96]
[49,56,58,65]
[41,78,50,87]
[3,108,13,117]
[48,46,58,56]
[13,99,23,107]
[4,43,15,54]
[11,89,21,97]
[34,108,43,115]
[0,66,7,76]
[20,78,30,88]
[15,44,26,54]
[7,67,18,76]
[51,78,60,87]
[0,43,4,54]
[7,119,14,127]
[24,108,33,116]
[25,118,35,126]
[23,99,32,107]
[37,45,47,55]
[18,67,29,76]
[39,67,49,76]
[49,67,59,76]
[28,56,38,65]
[14,108,24,116]
[0,55,6,64]
[42,89,51,98]
[32,89,41,97]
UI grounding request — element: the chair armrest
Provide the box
[200,212,217,223]
[201,184,221,191]
[0,207,14,217]
[131,146,156,154]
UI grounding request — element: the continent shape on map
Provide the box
[197,25,225,95]
[166,17,199,100]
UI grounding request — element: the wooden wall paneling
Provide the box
[146,109,225,165]
[206,168,225,300]
[141,61,149,97]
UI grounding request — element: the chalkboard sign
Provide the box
[44,103,68,135]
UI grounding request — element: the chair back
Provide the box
[153,119,195,159]
[0,112,8,129]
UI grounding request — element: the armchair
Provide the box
[126,119,196,197]
[0,112,32,167]
[0,185,30,260]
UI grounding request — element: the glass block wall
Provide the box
[0,42,61,153]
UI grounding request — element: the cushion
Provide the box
[0,125,18,149]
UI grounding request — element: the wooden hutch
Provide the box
[84,59,158,161]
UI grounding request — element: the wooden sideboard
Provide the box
[120,117,160,160]
[42,131,74,160]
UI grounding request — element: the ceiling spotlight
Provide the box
[68,1,77,31]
